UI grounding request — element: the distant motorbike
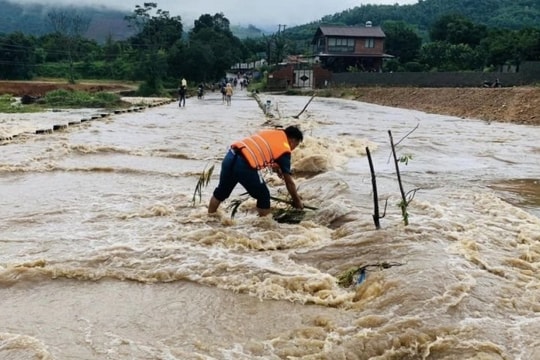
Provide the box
[197,85,204,99]
[482,78,502,88]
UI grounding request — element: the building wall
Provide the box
[354,38,384,55]
[267,62,540,90]
[267,64,332,90]
[267,64,294,90]
[521,61,540,80]
[313,65,333,88]
[330,62,540,88]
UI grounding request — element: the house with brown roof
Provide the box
[312,22,387,72]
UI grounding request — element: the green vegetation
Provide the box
[0,90,125,113]
[0,0,538,91]
[192,164,215,206]
[247,75,267,93]
[285,0,539,72]
[0,95,42,113]
[44,89,124,108]
[313,0,539,33]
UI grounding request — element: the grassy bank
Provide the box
[1,89,129,113]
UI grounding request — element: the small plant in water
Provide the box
[399,154,413,165]
[192,164,214,206]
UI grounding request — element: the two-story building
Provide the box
[312,22,387,72]
[265,22,388,89]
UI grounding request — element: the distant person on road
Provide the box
[208,126,304,217]
[225,82,233,106]
[220,82,227,103]
[178,84,186,107]
[197,83,204,99]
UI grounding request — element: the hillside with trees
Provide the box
[321,0,539,31]
[0,0,266,42]
[0,0,135,42]
[284,0,539,45]
[283,0,539,73]
[0,0,538,94]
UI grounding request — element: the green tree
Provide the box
[125,2,183,95]
[445,43,482,70]
[418,41,448,70]
[515,27,540,62]
[187,13,244,81]
[192,13,232,37]
[47,9,90,83]
[0,32,37,79]
[241,37,267,62]
[479,28,518,69]
[182,40,216,82]
[382,20,422,64]
[39,33,66,62]
[479,27,540,70]
[430,14,487,47]
[419,41,481,71]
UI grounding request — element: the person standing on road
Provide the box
[208,126,304,217]
[178,85,187,107]
[225,82,233,106]
[220,82,226,103]
[197,83,204,99]
[178,78,188,107]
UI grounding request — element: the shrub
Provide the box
[44,89,123,108]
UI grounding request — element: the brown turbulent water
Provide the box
[1,90,539,359]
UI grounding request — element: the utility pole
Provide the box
[274,24,287,65]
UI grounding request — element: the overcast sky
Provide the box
[16,0,418,28]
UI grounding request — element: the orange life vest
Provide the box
[231,130,290,170]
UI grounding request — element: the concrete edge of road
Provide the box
[252,92,279,119]
[0,98,175,143]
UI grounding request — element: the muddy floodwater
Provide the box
[1,89,539,359]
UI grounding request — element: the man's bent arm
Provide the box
[282,173,303,209]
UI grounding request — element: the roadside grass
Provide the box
[44,89,124,108]
[0,89,129,113]
[0,94,42,113]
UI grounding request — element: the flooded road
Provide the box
[1,89,539,359]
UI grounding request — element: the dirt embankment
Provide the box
[340,86,540,126]
[1,81,538,126]
[0,81,136,97]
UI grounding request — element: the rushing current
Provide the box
[1,88,539,360]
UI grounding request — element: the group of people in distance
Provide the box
[177,78,234,107]
[220,82,233,106]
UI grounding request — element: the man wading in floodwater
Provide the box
[208,126,304,216]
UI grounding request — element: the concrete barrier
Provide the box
[1,97,173,144]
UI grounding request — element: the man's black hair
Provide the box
[284,125,303,143]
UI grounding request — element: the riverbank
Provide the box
[0,80,137,97]
[332,86,540,126]
[1,81,539,125]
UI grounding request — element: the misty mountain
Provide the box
[2,0,536,45]
[0,0,134,42]
[321,0,539,30]
[0,0,270,42]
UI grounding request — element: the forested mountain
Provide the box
[0,0,134,42]
[0,0,538,87]
[284,0,539,43]
[0,0,267,42]
[325,0,539,30]
[1,0,537,43]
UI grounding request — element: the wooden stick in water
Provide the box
[270,196,318,210]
